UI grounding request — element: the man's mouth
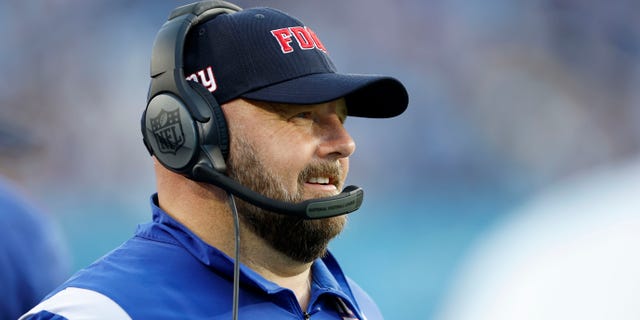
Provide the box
[300,162,343,195]
[307,177,330,185]
[304,176,339,193]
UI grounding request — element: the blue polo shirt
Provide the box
[21,195,382,319]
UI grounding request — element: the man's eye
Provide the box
[292,112,313,120]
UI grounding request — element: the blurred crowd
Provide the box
[2,0,639,196]
[2,0,639,318]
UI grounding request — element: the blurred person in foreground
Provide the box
[21,1,408,319]
[0,124,69,319]
[435,160,640,320]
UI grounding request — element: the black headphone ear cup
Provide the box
[143,92,199,173]
[187,81,230,159]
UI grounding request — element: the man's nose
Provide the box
[316,115,356,160]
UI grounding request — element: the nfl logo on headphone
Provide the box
[150,108,185,155]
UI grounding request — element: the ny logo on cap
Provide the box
[271,26,327,53]
[186,66,217,93]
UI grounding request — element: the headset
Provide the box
[140,0,364,220]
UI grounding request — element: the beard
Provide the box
[226,136,347,263]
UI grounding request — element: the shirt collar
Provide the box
[140,194,358,303]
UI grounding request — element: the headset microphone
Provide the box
[193,163,364,219]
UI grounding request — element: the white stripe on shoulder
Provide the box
[20,287,132,320]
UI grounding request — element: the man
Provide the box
[22,1,408,319]
[0,178,69,319]
[0,125,69,319]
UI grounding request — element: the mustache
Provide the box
[298,161,344,188]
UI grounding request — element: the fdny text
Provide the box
[270,26,327,54]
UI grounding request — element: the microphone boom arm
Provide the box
[193,164,364,219]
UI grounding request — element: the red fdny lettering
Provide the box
[305,27,327,52]
[271,28,295,53]
[289,26,314,50]
[270,26,327,54]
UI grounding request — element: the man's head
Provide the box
[145,1,408,263]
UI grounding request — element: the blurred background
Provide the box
[1,0,639,319]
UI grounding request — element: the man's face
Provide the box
[224,98,355,263]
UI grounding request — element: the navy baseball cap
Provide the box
[183,7,408,118]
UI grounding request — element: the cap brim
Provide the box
[240,73,408,118]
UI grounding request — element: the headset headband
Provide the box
[148,1,241,120]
